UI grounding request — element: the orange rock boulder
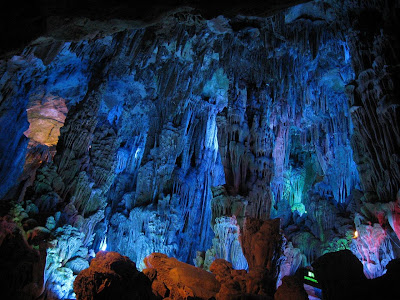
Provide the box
[74,251,155,300]
[143,253,221,299]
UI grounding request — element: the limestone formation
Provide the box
[0,216,46,300]
[74,251,155,300]
[143,253,220,299]
[240,218,284,297]
[0,0,400,299]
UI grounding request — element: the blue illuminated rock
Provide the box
[0,1,399,299]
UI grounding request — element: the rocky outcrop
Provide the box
[201,215,248,271]
[277,240,305,287]
[312,249,400,300]
[274,274,308,300]
[312,250,366,300]
[209,259,246,300]
[24,96,67,146]
[44,225,90,299]
[240,218,284,297]
[351,215,394,278]
[2,0,362,273]
[1,1,400,298]
[0,216,46,300]
[339,0,400,202]
[143,253,220,299]
[74,251,155,300]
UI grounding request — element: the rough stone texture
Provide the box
[350,215,394,279]
[337,0,400,202]
[43,224,91,299]
[24,96,68,146]
[276,240,305,287]
[209,258,272,300]
[242,218,283,272]
[143,252,221,299]
[202,216,248,271]
[0,1,307,58]
[74,251,155,300]
[274,274,308,300]
[1,0,400,298]
[240,218,284,297]
[0,216,46,300]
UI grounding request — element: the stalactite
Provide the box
[3,3,400,298]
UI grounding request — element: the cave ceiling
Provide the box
[1,0,400,299]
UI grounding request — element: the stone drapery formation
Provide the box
[1,0,400,298]
[335,0,400,203]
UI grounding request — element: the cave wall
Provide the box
[339,0,400,202]
[1,0,399,298]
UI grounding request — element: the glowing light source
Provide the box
[134,148,140,159]
[353,230,358,239]
[304,270,318,284]
[304,276,318,284]
[100,236,107,251]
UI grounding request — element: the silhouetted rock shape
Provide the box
[74,251,155,300]
[0,216,46,300]
[312,250,366,300]
[312,250,400,300]
[274,274,308,300]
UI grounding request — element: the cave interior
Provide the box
[1,0,400,299]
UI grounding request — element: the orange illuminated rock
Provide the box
[209,259,247,300]
[240,218,283,297]
[24,96,68,146]
[143,253,221,299]
[74,251,155,300]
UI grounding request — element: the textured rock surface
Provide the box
[0,216,46,300]
[202,215,248,271]
[0,0,400,298]
[339,1,400,202]
[274,274,308,300]
[74,251,155,300]
[240,218,284,297]
[351,218,394,278]
[210,259,245,300]
[24,96,68,146]
[276,240,305,287]
[143,252,220,299]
